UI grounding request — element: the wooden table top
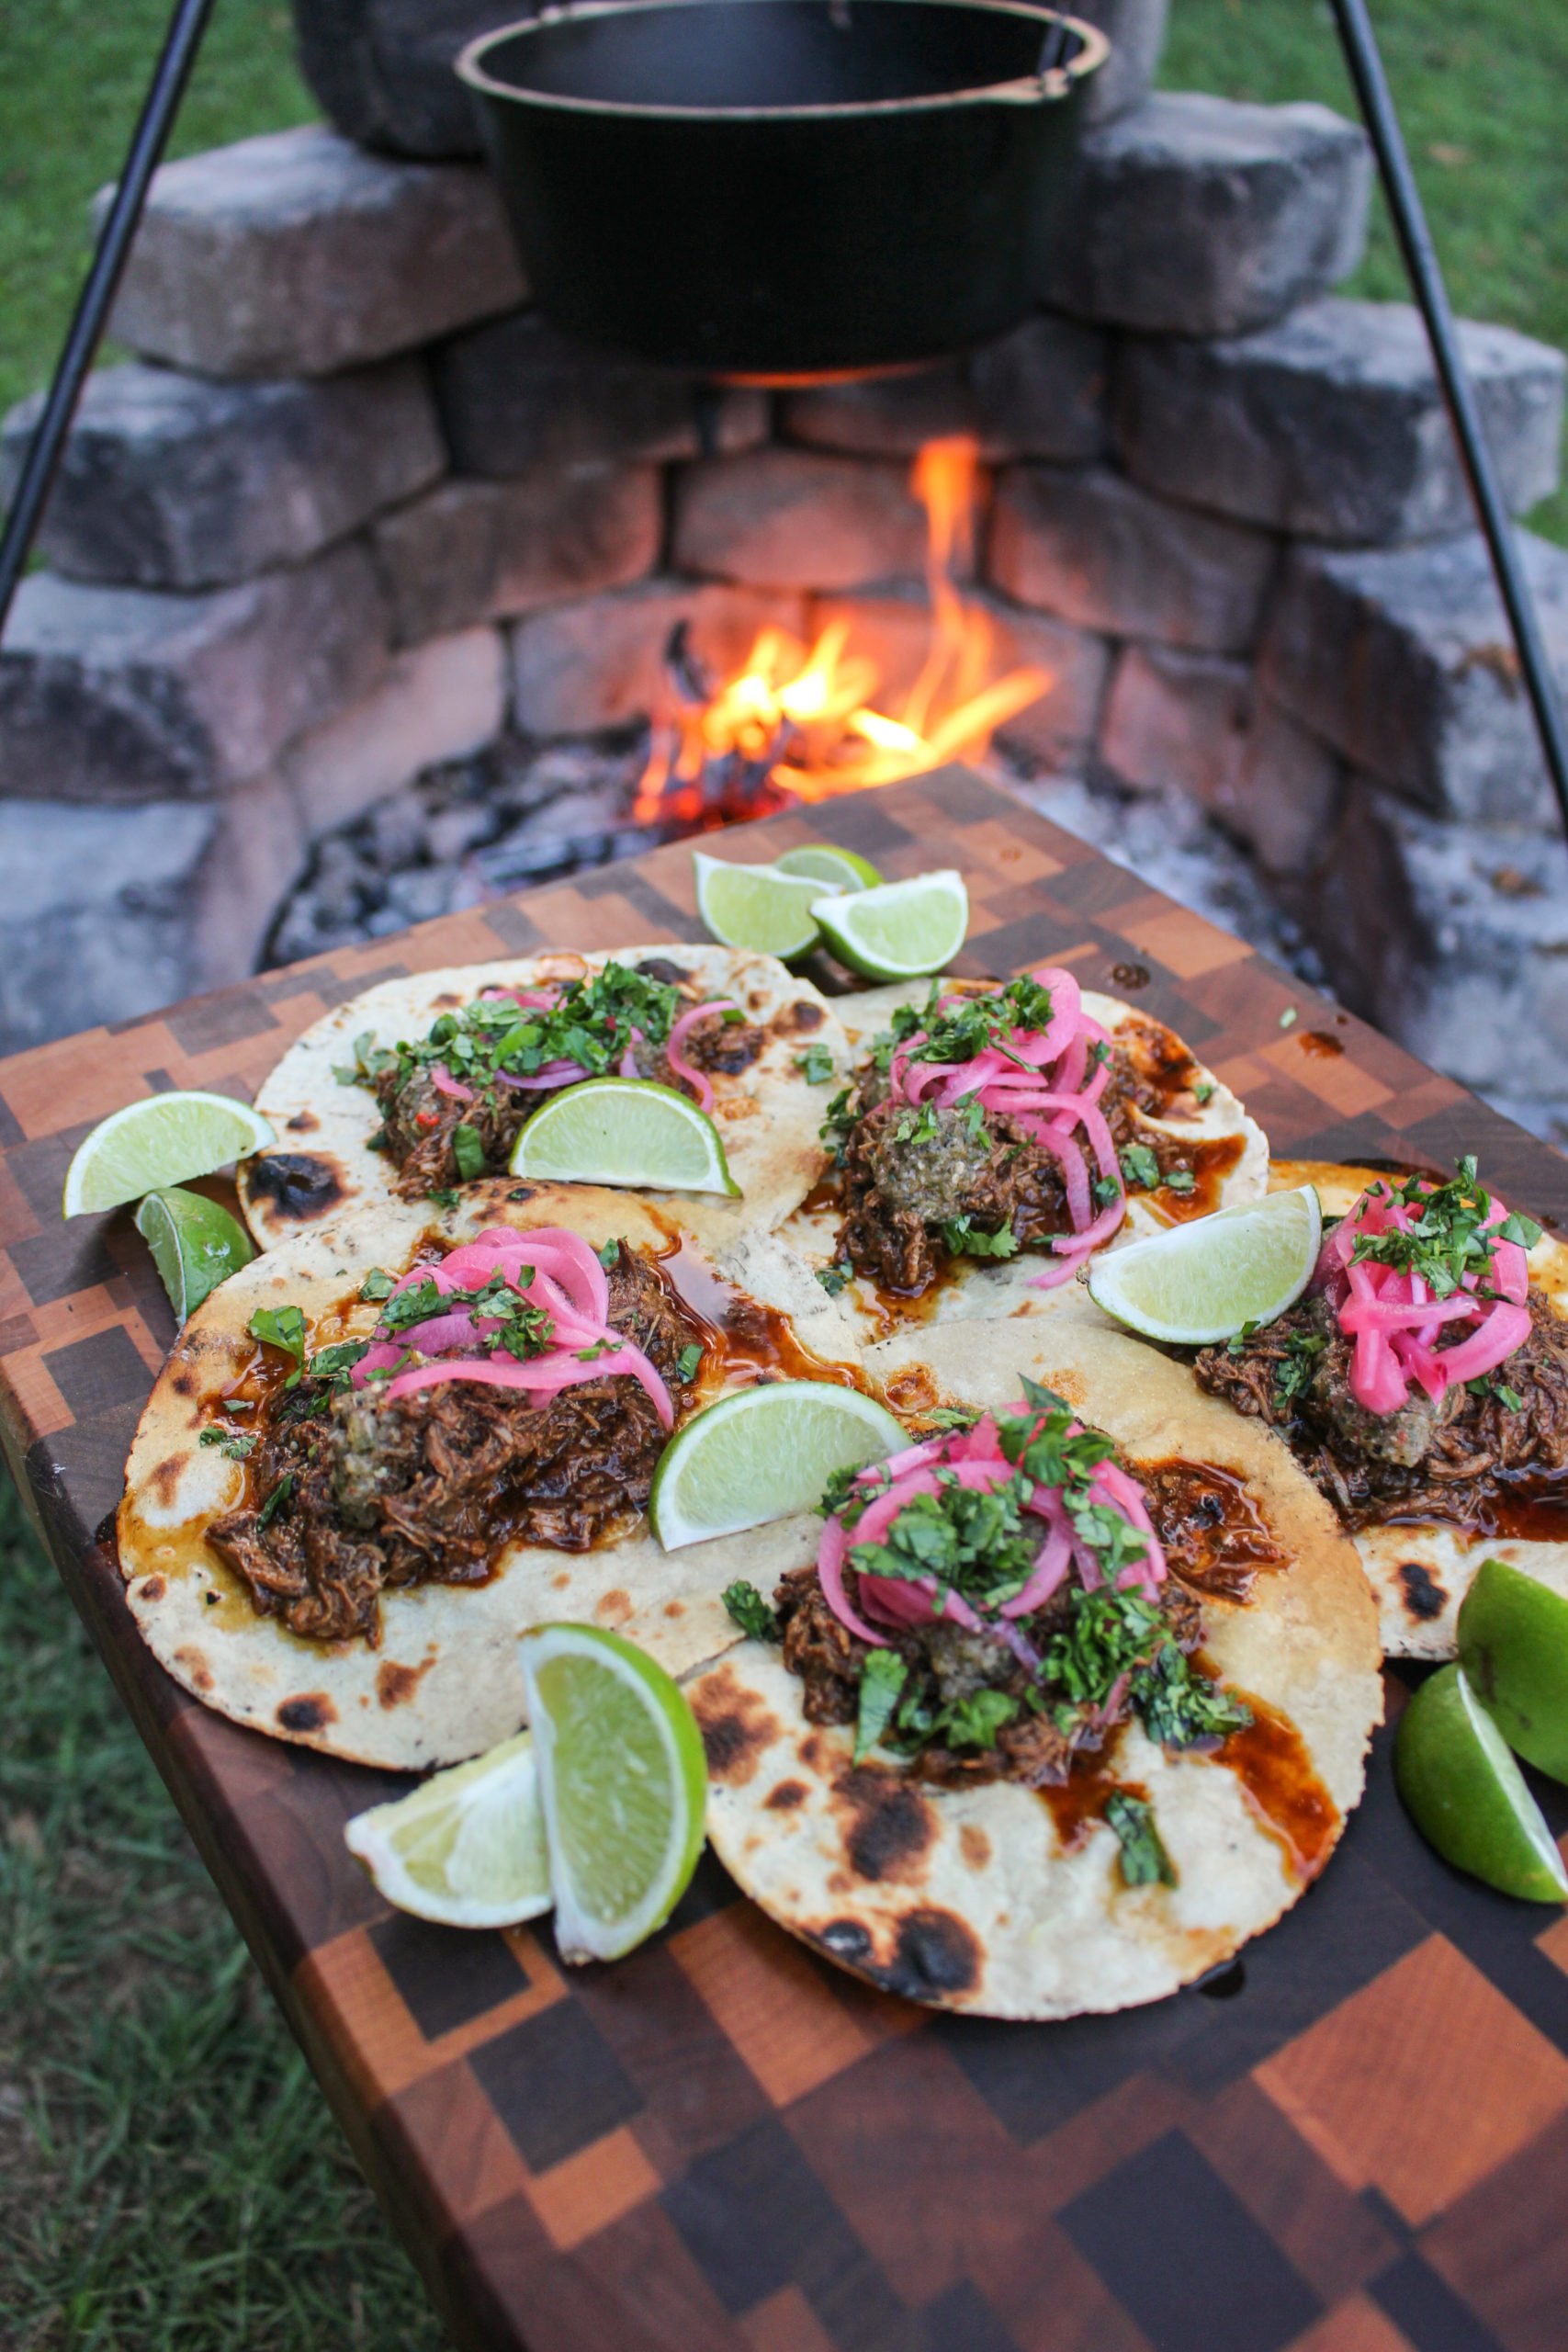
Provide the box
[3,769,1565,2352]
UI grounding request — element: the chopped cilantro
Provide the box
[795,1044,836,1084]
[597,1238,621,1270]
[722,1580,780,1643]
[893,1102,942,1148]
[1497,1383,1526,1412]
[850,1476,1043,1618]
[306,1340,370,1389]
[198,1427,255,1459]
[248,1304,306,1370]
[332,1029,396,1087]
[427,1187,460,1211]
[1279,1006,1299,1030]
[370,961,682,1115]
[936,1689,1018,1750]
[887,974,1059,1074]
[957,1092,990,1148]
[1227,1317,1261,1356]
[1040,1585,1251,1750]
[1348,1159,1537,1297]
[1091,1172,1122,1211]
[1272,1329,1327,1410]
[1119,1141,1162,1193]
[817,1261,854,1296]
[854,1649,908,1761]
[256,1473,294,1529]
[1191,1078,1215,1105]
[921,1406,982,1433]
[940,1216,1019,1261]
[1164,1169,1196,1194]
[450,1123,487,1180]
[677,1342,705,1384]
[1105,1792,1177,1887]
[819,1085,855,1162]
[359,1269,395,1302]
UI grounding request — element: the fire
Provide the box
[632,436,1048,824]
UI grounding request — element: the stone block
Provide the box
[281,627,506,837]
[1116,300,1565,544]
[988,465,1276,653]
[671,450,933,592]
[1225,695,1348,882]
[1099,643,1252,801]
[0,776,302,1054]
[0,544,389,800]
[2,359,446,591]
[433,311,769,473]
[1073,0,1170,126]
[509,582,803,737]
[293,0,519,159]
[1303,784,1568,1103]
[1260,532,1568,826]
[781,315,1107,464]
[103,125,526,378]
[1037,94,1371,336]
[806,588,1110,771]
[370,468,662,645]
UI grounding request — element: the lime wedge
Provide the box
[520,1624,707,1962]
[649,1380,904,1550]
[344,1732,552,1928]
[1394,1663,1568,1904]
[775,844,884,893]
[693,851,834,958]
[1459,1556,1568,1784]
[62,1091,277,1217]
[134,1186,255,1321]
[510,1078,739,1195]
[811,870,968,981]
[1088,1184,1322,1345]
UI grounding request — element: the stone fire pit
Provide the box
[1,5,1565,1139]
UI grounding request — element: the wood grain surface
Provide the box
[3,770,1565,2352]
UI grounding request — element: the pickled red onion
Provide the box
[664,999,740,1114]
[429,1064,474,1102]
[1321,1180,1533,1415]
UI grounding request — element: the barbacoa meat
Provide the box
[208,1250,699,1645]
[1193,1286,1568,1530]
[837,1046,1194,1295]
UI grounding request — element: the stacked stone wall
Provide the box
[1,45,1564,1128]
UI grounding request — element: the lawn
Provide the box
[0,2,1564,2346]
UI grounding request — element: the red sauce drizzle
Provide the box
[1298,1030,1346,1059]
[1215,1690,1340,1884]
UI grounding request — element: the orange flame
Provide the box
[632,435,1047,824]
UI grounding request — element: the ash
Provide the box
[265,730,1330,998]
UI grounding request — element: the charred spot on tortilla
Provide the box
[172,1372,195,1398]
[150,1453,187,1508]
[960,1824,992,1871]
[775,999,827,1034]
[595,1588,632,1626]
[635,957,691,986]
[377,1656,436,1709]
[174,1645,213,1692]
[433,992,463,1009]
[812,1917,875,1967]
[833,1765,936,1886]
[766,1779,809,1811]
[694,1670,780,1786]
[276,1691,336,1733]
[245,1153,346,1221]
[139,1575,166,1603]
[886,1908,980,2001]
[285,1111,319,1134]
[1398,1560,1447,1621]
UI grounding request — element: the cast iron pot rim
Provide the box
[457,0,1109,123]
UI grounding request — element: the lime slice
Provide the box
[1393,1663,1567,1904]
[510,1078,739,1195]
[62,1091,277,1217]
[775,844,884,893]
[134,1186,255,1321]
[811,869,968,981]
[649,1380,904,1551]
[693,851,834,958]
[344,1732,552,1928]
[1088,1184,1322,1345]
[1459,1556,1568,1784]
[520,1623,707,1962]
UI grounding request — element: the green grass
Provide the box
[1159,0,1568,544]
[0,1472,447,2352]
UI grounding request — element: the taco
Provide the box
[1192,1159,1568,1659]
[238,946,849,1250]
[118,1183,856,1769]
[691,1317,1379,2021]
[769,965,1266,1339]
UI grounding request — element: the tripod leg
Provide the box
[1325,0,1568,837]
[0,0,220,639]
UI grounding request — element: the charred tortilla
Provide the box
[238,946,848,1252]
[691,1318,1380,2021]
[769,975,1267,1339]
[1227,1160,1568,1660]
[118,1182,841,1770]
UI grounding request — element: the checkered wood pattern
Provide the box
[3,770,1566,2352]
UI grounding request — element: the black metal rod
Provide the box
[0,0,220,639]
[1326,0,1568,840]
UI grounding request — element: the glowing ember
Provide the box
[632,436,1048,825]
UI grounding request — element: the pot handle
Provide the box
[988,13,1111,103]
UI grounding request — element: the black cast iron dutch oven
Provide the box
[457,0,1107,379]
